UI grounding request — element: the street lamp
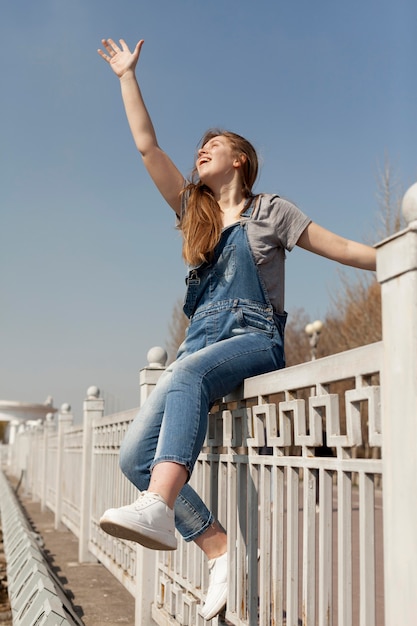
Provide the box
[305,319,323,361]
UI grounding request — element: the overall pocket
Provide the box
[233,307,275,337]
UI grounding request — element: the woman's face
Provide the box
[196,135,241,184]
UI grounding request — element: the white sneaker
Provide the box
[200,552,227,620]
[99,491,177,550]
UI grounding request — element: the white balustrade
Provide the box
[4,182,417,625]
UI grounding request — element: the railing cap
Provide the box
[86,386,100,399]
[402,182,417,225]
[146,346,168,368]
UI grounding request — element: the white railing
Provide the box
[150,342,384,626]
[6,343,384,626]
[5,182,417,625]
[0,443,10,469]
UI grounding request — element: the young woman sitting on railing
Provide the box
[97,37,376,621]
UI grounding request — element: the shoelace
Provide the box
[133,491,158,510]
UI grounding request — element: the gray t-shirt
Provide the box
[179,191,311,314]
[244,193,311,314]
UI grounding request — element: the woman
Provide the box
[97,38,376,620]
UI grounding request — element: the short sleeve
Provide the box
[256,194,311,251]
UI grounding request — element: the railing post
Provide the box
[7,419,19,469]
[16,423,32,497]
[376,181,417,625]
[29,421,43,501]
[79,386,104,562]
[55,403,73,530]
[139,346,168,405]
[40,413,55,512]
[135,347,167,626]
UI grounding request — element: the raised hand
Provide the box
[97,38,144,78]
[97,36,184,212]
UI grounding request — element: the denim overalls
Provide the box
[119,201,286,541]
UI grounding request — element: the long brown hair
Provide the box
[179,129,259,266]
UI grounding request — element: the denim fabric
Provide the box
[119,205,286,541]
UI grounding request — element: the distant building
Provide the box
[0,397,58,444]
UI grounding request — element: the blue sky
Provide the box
[1,0,416,417]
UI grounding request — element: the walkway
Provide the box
[19,495,135,626]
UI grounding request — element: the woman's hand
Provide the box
[97,38,144,78]
[97,36,184,213]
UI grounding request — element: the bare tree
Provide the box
[320,275,381,356]
[284,308,311,366]
[166,299,189,363]
[374,154,405,241]
[315,157,402,357]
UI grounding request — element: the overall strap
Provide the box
[240,194,262,219]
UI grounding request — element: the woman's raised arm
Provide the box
[98,38,185,214]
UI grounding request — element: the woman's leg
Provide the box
[148,461,188,508]
[112,331,282,545]
[151,330,282,480]
[102,332,281,618]
[194,520,227,558]
[117,367,216,541]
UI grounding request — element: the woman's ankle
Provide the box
[194,520,227,559]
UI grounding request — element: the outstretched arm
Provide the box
[296,222,376,271]
[98,38,184,214]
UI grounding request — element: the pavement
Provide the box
[16,493,135,626]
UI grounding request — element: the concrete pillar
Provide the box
[55,403,73,530]
[7,419,20,469]
[79,386,104,563]
[40,413,55,512]
[139,346,168,405]
[376,181,417,625]
[135,347,167,626]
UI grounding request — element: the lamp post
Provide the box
[305,319,323,361]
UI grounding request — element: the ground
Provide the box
[0,528,12,625]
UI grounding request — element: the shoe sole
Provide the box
[200,587,227,621]
[99,517,177,551]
